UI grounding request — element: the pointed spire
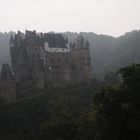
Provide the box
[10,34,14,42]
[65,37,68,43]
[69,41,72,47]
[73,42,76,49]
[9,35,14,47]
[86,40,89,48]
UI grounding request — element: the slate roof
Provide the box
[44,33,67,48]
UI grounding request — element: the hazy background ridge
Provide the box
[0,30,140,80]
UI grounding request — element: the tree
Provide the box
[84,64,140,140]
[104,71,120,86]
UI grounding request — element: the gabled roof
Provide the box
[44,33,68,48]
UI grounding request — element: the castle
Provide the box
[9,30,92,89]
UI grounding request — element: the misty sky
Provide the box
[0,0,140,36]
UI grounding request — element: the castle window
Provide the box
[56,65,61,69]
[87,62,90,66]
[65,59,69,63]
[57,59,61,63]
[71,66,76,70]
[51,59,54,62]
[35,48,38,50]
[81,56,85,60]
[82,62,86,66]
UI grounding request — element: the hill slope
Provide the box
[0,30,140,79]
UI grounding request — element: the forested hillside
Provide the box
[64,30,140,79]
[0,30,140,79]
[0,64,140,140]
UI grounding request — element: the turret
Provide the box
[9,35,14,47]
[15,48,31,81]
[14,31,24,47]
[86,40,89,48]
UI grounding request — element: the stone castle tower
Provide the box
[10,30,92,88]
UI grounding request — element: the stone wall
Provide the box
[46,52,71,87]
[70,48,92,82]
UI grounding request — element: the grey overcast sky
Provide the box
[0,0,140,37]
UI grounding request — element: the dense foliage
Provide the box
[82,64,140,140]
[0,64,139,139]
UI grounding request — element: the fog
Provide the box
[0,0,140,36]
